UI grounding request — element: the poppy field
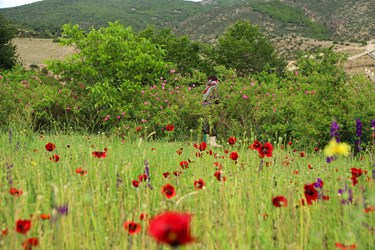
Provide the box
[0,125,374,250]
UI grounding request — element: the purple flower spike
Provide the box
[326,156,336,163]
[338,186,353,205]
[355,118,362,137]
[371,119,375,129]
[330,121,340,141]
[314,178,324,189]
[56,204,69,216]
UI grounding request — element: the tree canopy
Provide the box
[215,21,285,76]
[0,15,18,70]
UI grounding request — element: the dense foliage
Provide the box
[1,42,374,148]
[47,22,168,114]
[215,21,286,75]
[138,27,214,75]
[0,14,18,70]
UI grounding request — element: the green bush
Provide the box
[0,67,99,133]
[1,40,373,150]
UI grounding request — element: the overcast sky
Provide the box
[0,0,43,8]
[0,0,202,9]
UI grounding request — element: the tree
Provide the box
[215,21,285,76]
[0,15,18,70]
[47,22,167,112]
[138,27,210,75]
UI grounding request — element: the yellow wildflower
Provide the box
[324,139,351,157]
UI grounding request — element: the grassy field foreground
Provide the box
[0,131,374,250]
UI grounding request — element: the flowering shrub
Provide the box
[1,49,374,147]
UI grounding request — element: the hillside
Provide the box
[174,0,374,43]
[0,0,215,36]
[0,0,374,44]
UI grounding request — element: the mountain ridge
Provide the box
[0,0,374,43]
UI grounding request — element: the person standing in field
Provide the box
[202,75,221,147]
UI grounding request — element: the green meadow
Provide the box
[1,17,374,250]
[0,130,373,249]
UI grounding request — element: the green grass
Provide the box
[0,131,374,249]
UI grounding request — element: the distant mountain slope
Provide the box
[0,0,217,35]
[174,0,374,43]
[281,0,375,41]
[1,0,374,43]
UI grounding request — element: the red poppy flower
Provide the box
[180,161,189,169]
[9,187,23,197]
[335,242,357,249]
[258,142,273,158]
[162,172,171,178]
[300,151,306,157]
[22,237,39,250]
[199,142,207,151]
[161,184,176,199]
[165,124,175,131]
[214,171,226,182]
[304,184,318,205]
[16,219,31,234]
[229,152,238,161]
[45,142,56,152]
[351,177,358,186]
[132,180,140,188]
[173,171,182,177]
[228,136,236,145]
[136,126,142,132]
[138,174,147,182]
[49,154,60,162]
[194,179,205,190]
[75,168,87,176]
[140,213,148,220]
[351,168,366,178]
[92,151,107,158]
[176,148,183,155]
[364,205,375,213]
[272,196,288,207]
[214,161,223,170]
[351,168,367,186]
[1,228,8,236]
[249,140,262,150]
[40,214,50,220]
[308,164,313,169]
[123,221,141,235]
[148,212,195,247]
[287,141,292,146]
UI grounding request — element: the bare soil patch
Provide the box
[13,38,75,67]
